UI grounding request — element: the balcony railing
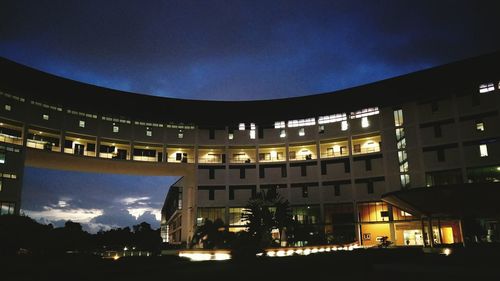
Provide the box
[0,133,23,145]
[320,151,349,158]
[352,146,380,155]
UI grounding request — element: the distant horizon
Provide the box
[21,167,179,234]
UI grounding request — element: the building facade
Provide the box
[0,53,499,247]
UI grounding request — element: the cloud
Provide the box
[120,196,151,206]
[23,206,104,224]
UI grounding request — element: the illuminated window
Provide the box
[228,133,234,140]
[298,128,305,136]
[0,153,4,164]
[0,201,15,215]
[79,120,85,128]
[480,144,488,157]
[178,130,184,139]
[146,129,152,137]
[274,121,286,129]
[476,121,485,131]
[393,109,403,126]
[361,117,369,128]
[113,125,119,133]
[400,174,410,188]
[395,128,405,140]
[341,120,348,131]
[4,105,11,111]
[479,83,495,93]
[249,130,256,139]
[318,113,347,124]
[350,107,379,119]
[287,118,315,128]
[43,114,49,120]
[239,123,245,131]
[280,129,286,138]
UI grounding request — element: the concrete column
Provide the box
[421,219,427,247]
[428,218,434,247]
[437,218,443,245]
[458,219,466,247]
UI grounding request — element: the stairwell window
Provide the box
[43,114,49,120]
[479,144,488,157]
[476,121,485,132]
[113,125,119,133]
[4,105,11,111]
[79,120,85,128]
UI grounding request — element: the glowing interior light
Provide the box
[303,249,311,255]
[332,247,337,251]
[239,123,245,130]
[280,129,286,138]
[267,251,276,257]
[214,252,231,261]
[295,249,303,255]
[318,248,325,252]
[443,248,452,256]
[361,117,369,128]
[113,255,120,260]
[341,120,348,131]
[286,249,294,256]
[298,128,305,136]
[311,248,318,254]
[276,250,285,257]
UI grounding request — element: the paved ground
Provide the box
[2,247,500,280]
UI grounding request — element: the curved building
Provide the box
[0,52,499,247]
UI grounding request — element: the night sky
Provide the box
[1,0,500,232]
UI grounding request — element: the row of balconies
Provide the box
[0,121,383,164]
[196,181,388,208]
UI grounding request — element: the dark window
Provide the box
[64,140,73,149]
[157,152,163,162]
[367,182,374,194]
[229,189,234,200]
[209,169,215,179]
[281,166,287,177]
[176,153,182,161]
[301,166,307,176]
[334,185,340,196]
[209,129,215,139]
[365,159,372,171]
[302,186,308,198]
[437,149,445,162]
[87,143,96,152]
[258,127,264,139]
[240,168,245,179]
[431,102,439,112]
[471,94,480,106]
[434,125,442,138]
[344,161,350,173]
[353,144,361,153]
[209,189,215,200]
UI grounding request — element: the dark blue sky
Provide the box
[2,0,500,232]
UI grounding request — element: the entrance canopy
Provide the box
[382,183,500,218]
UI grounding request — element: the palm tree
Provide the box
[241,189,292,248]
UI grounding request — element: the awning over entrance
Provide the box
[381,183,500,218]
